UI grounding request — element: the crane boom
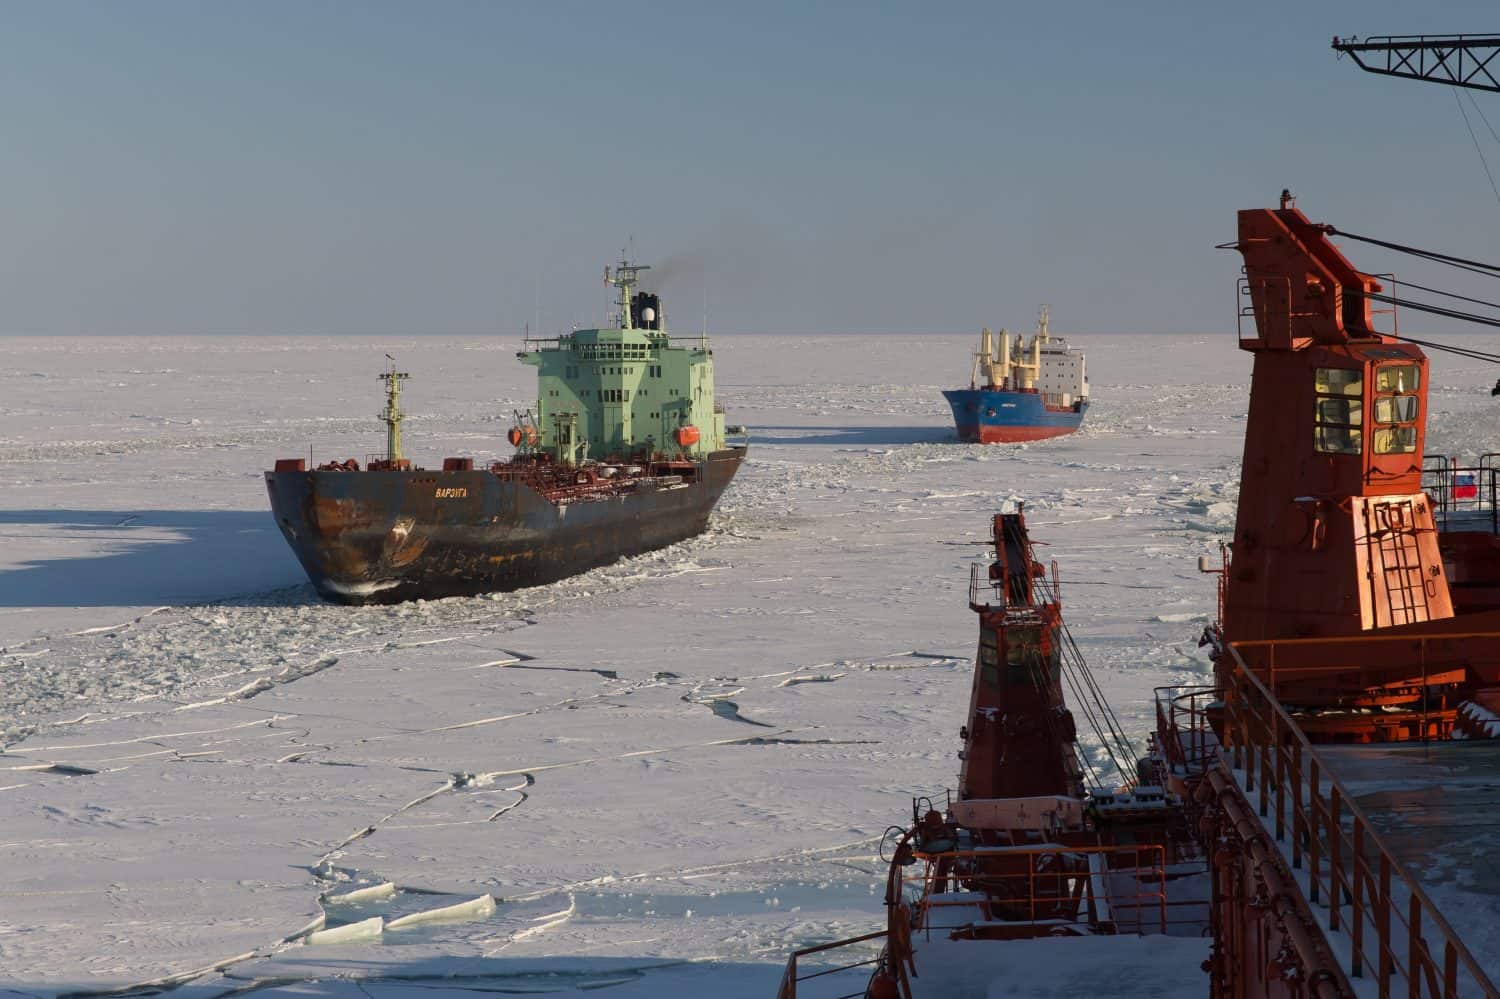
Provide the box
[1332,34,1500,93]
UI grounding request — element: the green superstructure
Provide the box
[518,260,726,465]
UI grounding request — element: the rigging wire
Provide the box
[1058,642,1133,786]
[1327,227,1500,279]
[1047,645,1110,784]
[985,526,1137,789]
[1305,227,1500,367]
[1453,88,1500,213]
[1388,275,1500,313]
[997,555,1107,789]
[1030,569,1140,781]
[1468,89,1500,150]
[1020,639,1101,789]
[1356,292,1500,363]
[1056,614,1139,772]
[1394,334,1500,366]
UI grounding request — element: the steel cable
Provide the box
[1325,226,1500,279]
[1031,572,1140,785]
[1389,275,1500,313]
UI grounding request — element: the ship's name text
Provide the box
[435,487,468,499]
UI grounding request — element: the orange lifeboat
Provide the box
[508,426,540,447]
[674,425,700,448]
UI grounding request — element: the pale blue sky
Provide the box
[3,1,1499,335]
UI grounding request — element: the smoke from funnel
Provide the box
[641,251,708,293]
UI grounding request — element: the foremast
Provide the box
[959,508,1083,803]
[379,356,410,465]
[606,259,652,330]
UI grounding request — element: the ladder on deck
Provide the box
[1372,499,1429,627]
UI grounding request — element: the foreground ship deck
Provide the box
[1318,743,1500,932]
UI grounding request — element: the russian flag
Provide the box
[1455,472,1478,500]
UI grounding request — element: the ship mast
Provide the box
[605,259,651,330]
[379,355,410,463]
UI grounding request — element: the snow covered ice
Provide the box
[1,333,1497,997]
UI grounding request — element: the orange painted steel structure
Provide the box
[776,931,889,999]
[776,510,1205,999]
[1156,644,1499,998]
[958,511,1082,804]
[774,198,1500,999]
[775,841,1187,999]
[1224,194,1500,736]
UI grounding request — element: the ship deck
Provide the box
[1315,742,1500,972]
[897,934,1210,998]
[1439,509,1500,534]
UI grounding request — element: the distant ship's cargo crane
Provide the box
[1332,34,1500,93]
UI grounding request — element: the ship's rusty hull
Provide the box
[266,448,745,605]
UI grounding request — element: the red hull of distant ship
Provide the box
[969,424,1079,443]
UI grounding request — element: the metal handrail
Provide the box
[1422,455,1500,534]
[775,838,1196,998]
[903,843,1173,938]
[1153,685,1219,777]
[968,562,1039,615]
[1219,641,1499,998]
[777,930,887,999]
[1229,632,1500,726]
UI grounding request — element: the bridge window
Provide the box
[978,632,999,687]
[1313,367,1363,455]
[1374,395,1418,424]
[1373,364,1420,454]
[1374,426,1417,453]
[1004,628,1041,686]
[1375,365,1420,393]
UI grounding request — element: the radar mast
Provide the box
[605,259,651,330]
[379,355,410,463]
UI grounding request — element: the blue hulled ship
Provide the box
[942,307,1089,443]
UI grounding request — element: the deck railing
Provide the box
[1154,684,1220,779]
[776,930,886,999]
[1423,453,1500,534]
[774,838,1203,999]
[1211,642,1499,998]
[902,842,1179,937]
[967,561,1055,615]
[1227,631,1500,744]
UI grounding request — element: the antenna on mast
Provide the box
[379,355,411,463]
[605,256,651,330]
